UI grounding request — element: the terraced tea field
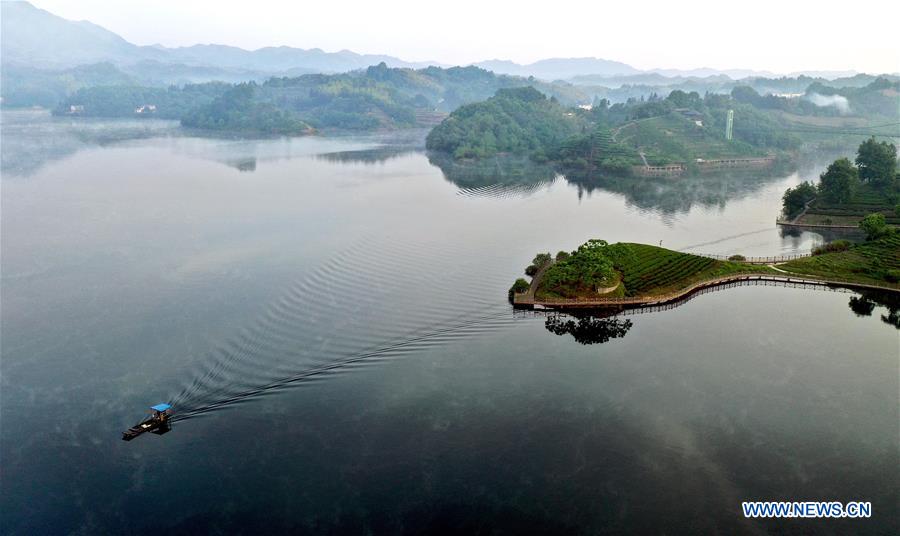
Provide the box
[609,243,766,296]
[800,184,900,226]
[779,234,900,286]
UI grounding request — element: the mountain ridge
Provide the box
[0,1,873,82]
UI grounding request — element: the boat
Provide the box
[122,403,172,441]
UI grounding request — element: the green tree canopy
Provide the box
[856,137,897,189]
[425,86,584,159]
[782,181,817,218]
[542,239,616,294]
[859,212,889,240]
[818,158,858,203]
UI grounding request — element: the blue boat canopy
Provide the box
[151,403,172,412]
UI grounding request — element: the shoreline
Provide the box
[514,272,899,311]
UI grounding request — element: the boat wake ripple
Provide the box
[168,237,519,421]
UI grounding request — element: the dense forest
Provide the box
[49,63,589,131]
[424,87,585,159]
[181,83,313,134]
[1,62,136,108]
[52,82,230,119]
[427,84,815,170]
[30,60,899,144]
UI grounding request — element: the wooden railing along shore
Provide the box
[513,272,899,310]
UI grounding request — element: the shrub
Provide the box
[859,213,888,240]
[598,156,633,176]
[508,278,531,298]
[525,265,538,276]
[727,254,746,261]
[556,251,570,261]
[812,240,851,255]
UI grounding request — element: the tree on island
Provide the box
[818,158,859,203]
[542,239,616,294]
[782,181,817,218]
[856,137,897,189]
[508,278,530,299]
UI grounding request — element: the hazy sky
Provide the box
[29,0,900,74]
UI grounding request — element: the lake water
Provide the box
[2,111,897,534]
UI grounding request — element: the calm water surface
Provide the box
[2,111,897,534]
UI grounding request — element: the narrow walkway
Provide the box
[514,272,898,310]
[521,259,554,303]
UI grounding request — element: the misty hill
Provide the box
[425,86,790,165]
[0,1,150,68]
[473,57,639,80]
[4,0,893,108]
[0,62,137,108]
[426,77,900,168]
[52,63,596,132]
[570,72,900,110]
[0,1,440,74]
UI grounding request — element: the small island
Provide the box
[511,233,900,310]
[780,137,898,229]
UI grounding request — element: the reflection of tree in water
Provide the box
[1,112,179,177]
[428,152,557,197]
[563,162,795,215]
[428,151,800,213]
[229,158,257,172]
[317,147,418,165]
[848,296,876,316]
[848,290,900,329]
[544,313,633,345]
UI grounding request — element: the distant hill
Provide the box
[2,1,882,90]
[3,0,892,116]
[50,63,594,133]
[473,57,639,80]
[0,62,137,108]
[0,1,441,74]
[0,1,149,68]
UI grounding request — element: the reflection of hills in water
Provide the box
[427,153,558,199]
[429,151,798,212]
[1,110,180,176]
[1,110,431,177]
[316,146,419,165]
[562,162,796,215]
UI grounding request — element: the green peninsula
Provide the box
[512,235,900,307]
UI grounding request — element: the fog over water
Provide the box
[1,111,897,534]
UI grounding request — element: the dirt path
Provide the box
[522,260,554,302]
